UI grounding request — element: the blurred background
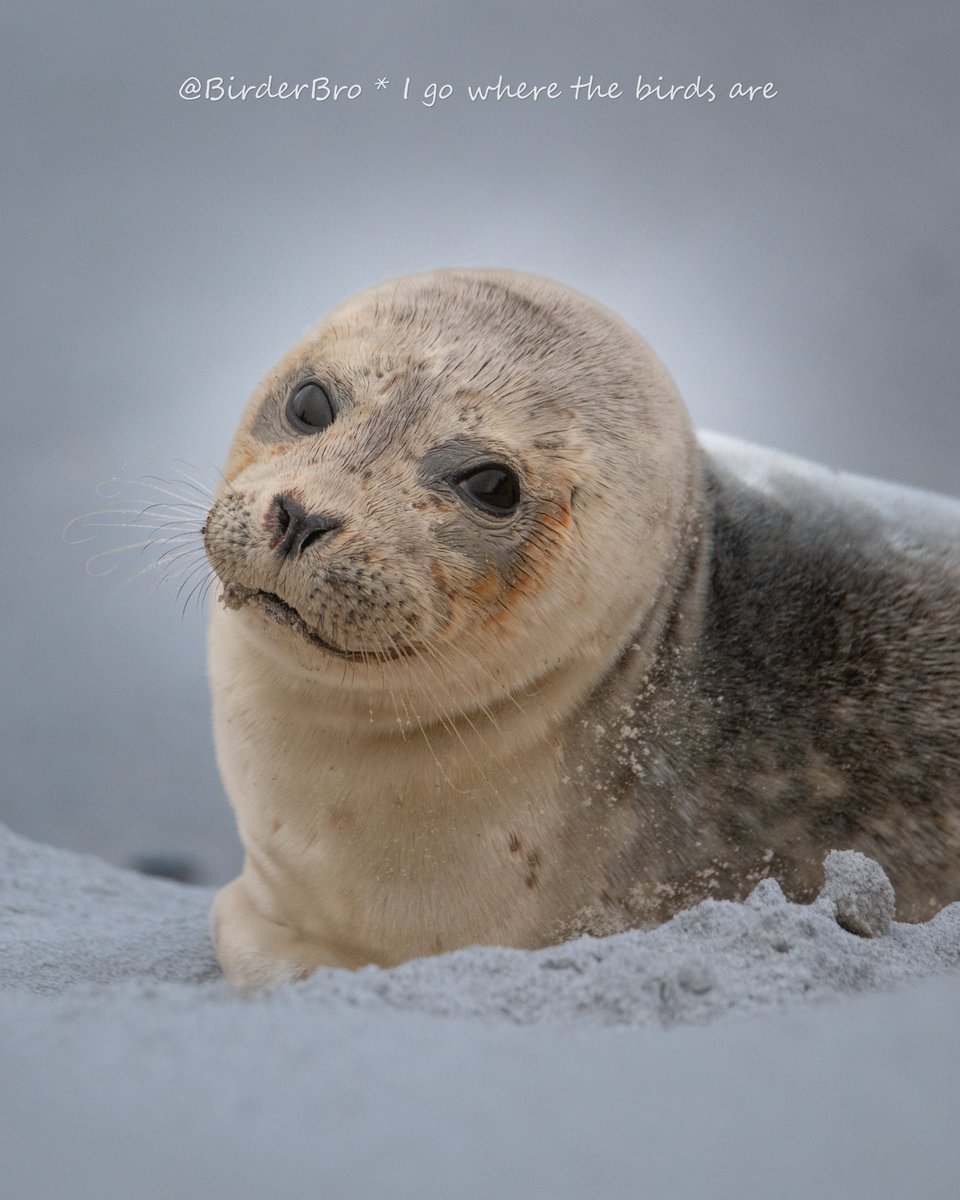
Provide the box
[3,0,958,883]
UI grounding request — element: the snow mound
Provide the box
[2,824,958,1023]
[4,823,960,1200]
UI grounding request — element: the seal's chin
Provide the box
[219,582,416,663]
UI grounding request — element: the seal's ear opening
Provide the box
[570,486,580,510]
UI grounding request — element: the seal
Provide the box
[202,268,960,989]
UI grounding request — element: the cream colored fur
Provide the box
[205,269,700,987]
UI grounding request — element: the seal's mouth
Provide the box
[220,582,416,663]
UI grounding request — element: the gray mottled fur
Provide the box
[574,451,960,925]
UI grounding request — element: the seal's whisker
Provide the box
[70,458,219,624]
[180,562,217,620]
[197,575,219,618]
[377,635,420,744]
[448,626,530,715]
[108,544,208,594]
[136,538,205,572]
[379,633,473,795]
[78,520,199,534]
[138,475,217,510]
[415,638,512,762]
[132,503,209,527]
[410,649,504,784]
[144,556,206,593]
[64,506,203,545]
[136,530,205,555]
[83,540,172,576]
[134,492,209,510]
[186,568,220,621]
[356,629,420,755]
[177,569,212,614]
[175,554,215,600]
[397,650,466,746]
[140,540,204,572]
[154,555,211,596]
[96,477,208,509]
[371,624,506,780]
[371,636,408,743]
[419,636,504,733]
[141,458,217,500]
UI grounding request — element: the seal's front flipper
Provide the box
[210,876,345,990]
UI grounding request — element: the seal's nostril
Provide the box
[264,494,293,551]
[266,493,341,558]
[296,518,341,556]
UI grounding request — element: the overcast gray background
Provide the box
[3,0,958,883]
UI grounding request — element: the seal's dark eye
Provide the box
[454,464,521,516]
[286,382,335,433]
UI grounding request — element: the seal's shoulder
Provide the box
[695,431,960,692]
[698,431,960,552]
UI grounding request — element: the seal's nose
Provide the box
[265,494,342,559]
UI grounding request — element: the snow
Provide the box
[3,822,960,1200]
[821,848,896,938]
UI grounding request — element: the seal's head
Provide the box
[203,269,699,719]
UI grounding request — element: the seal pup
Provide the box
[202,269,960,989]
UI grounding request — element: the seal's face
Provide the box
[203,270,694,715]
